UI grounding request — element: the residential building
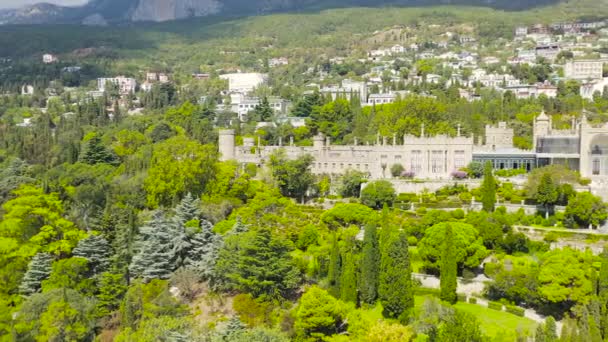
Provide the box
[269,57,289,67]
[97,76,137,94]
[220,72,268,93]
[320,79,368,102]
[564,59,605,80]
[42,54,58,64]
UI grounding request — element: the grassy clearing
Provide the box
[414,296,537,340]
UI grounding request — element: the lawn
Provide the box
[415,296,537,340]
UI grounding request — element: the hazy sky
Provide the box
[0,0,88,9]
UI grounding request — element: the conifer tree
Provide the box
[129,211,175,282]
[191,219,223,281]
[545,316,558,342]
[339,250,357,304]
[72,234,112,276]
[360,224,380,305]
[536,173,559,219]
[481,161,496,212]
[80,135,118,165]
[328,232,341,298]
[171,193,202,268]
[19,252,53,295]
[440,224,458,304]
[600,246,608,338]
[378,231,413,321]
[535,323,546,342]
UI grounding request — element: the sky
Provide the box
[0,0,88,9]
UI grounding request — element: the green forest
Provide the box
[2,1,608,341]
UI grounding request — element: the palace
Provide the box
[218,111,608,180]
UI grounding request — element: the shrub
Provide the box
[457,294,467,302]
[451,170,468,179]
[468,297,477,304]
[401,170,415,179]
[488,302,503,311]
[396,193,417,203]
[543,231,559,243]
[579,178,591,186]
[360,180,396,209]
[391,164,405,177]
[505,305,525,317]
[407,236,418,246]
[459,192,473,204]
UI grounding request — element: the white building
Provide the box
[220,73,268,93]
[391,45,406,54]
[97,77,137,94]
[42,54,58,64]
[21,85,34,95]
[564,60,606,81]
[320,79,368,102]
[515,26,528,37]
[269,57,289,68]
[224,93,291,121]
[580,78,608,99]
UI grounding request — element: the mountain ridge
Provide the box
[0,0,567,25]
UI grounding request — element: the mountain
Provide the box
[0,0,569,25]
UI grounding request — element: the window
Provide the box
[410,150,422,174]
[431,150,444,173]
[593,159,600,175]
[454,150,465,169]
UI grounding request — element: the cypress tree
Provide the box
[440,224,458,304]
[378,231,413,321]
[360,224,380,305]
[72,234,112,276]
[328,232,341,298]
[19,253,53,295]
[339,250,358,304]
[481,161,496,212]
[535,323,546,342]
[599,246,608,339]
[545,316,558,342]
[129,211,175,282]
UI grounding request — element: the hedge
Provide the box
[468,297,477,304]
[488,302,503,311]
[415,287,441,297]
[506,305,526,317]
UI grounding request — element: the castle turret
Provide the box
[218,129,236,161]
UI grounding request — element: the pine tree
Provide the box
[440,224,458,304]
[328,232,341,298]
[339,250,358,304]
[191,219,224,281]
[72,234,112,276]
[80,135,118,165]
[378,231,413,321]
[360,224,380,305]
[129,211,175,282]
[20,253,53,295]
[481,161,496,212]
[171,193,202,269]
[229,216,249,236]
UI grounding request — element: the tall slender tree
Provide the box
[599,246,608,338]
[440,224,458,304]
[339,250,358,304]
[328,232,341,298]
[378,231,413,321]
[360,224,380,305]
[481,161,496,212]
